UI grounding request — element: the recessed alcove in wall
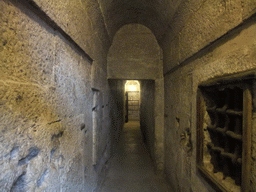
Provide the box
[197,75,253,192]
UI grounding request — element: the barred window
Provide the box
[196,78,252,192]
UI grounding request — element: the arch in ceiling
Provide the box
[98,0,182,44]
[107,23,162,80]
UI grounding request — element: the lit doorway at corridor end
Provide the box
[125,80,140,122]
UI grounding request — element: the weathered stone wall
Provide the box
[108,80,125,155]
[0,0,118,191]
[140,80,155,161]
[140,79,165,173]
[154,77,165,173]
[162,0,256,74]
[107,24,162,80]
[33,0,110,67]
[163,6,256,191]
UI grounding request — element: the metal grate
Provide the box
[197,79,252,192]
[205,86,243,185]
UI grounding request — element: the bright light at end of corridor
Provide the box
[127,85,137,91]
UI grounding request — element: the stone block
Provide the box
[0,1,55,86]
[242,0,256,20]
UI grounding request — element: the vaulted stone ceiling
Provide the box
[98,0,182,42]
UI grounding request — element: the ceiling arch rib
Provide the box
[97,0,181,43]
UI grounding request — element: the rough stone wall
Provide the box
[0,0,117,191]
[163,8,256,191]
[140,80,155,161]
[162,0,256,73]
[33,0,110,66]
[107,24,162,80]
[140,79,165,173]
[107,24,165,173]
[108,80,125,155]
[154,77,165,173]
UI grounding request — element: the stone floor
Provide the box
[99,121,173,192]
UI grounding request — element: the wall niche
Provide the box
[196,75,254,192]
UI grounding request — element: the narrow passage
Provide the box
[99,121,172,192]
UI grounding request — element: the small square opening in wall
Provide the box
[196,76,253,192]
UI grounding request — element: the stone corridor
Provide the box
[99,121,172,192]
[1,0,256,191]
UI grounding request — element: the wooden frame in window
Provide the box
[196,79,252,192]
